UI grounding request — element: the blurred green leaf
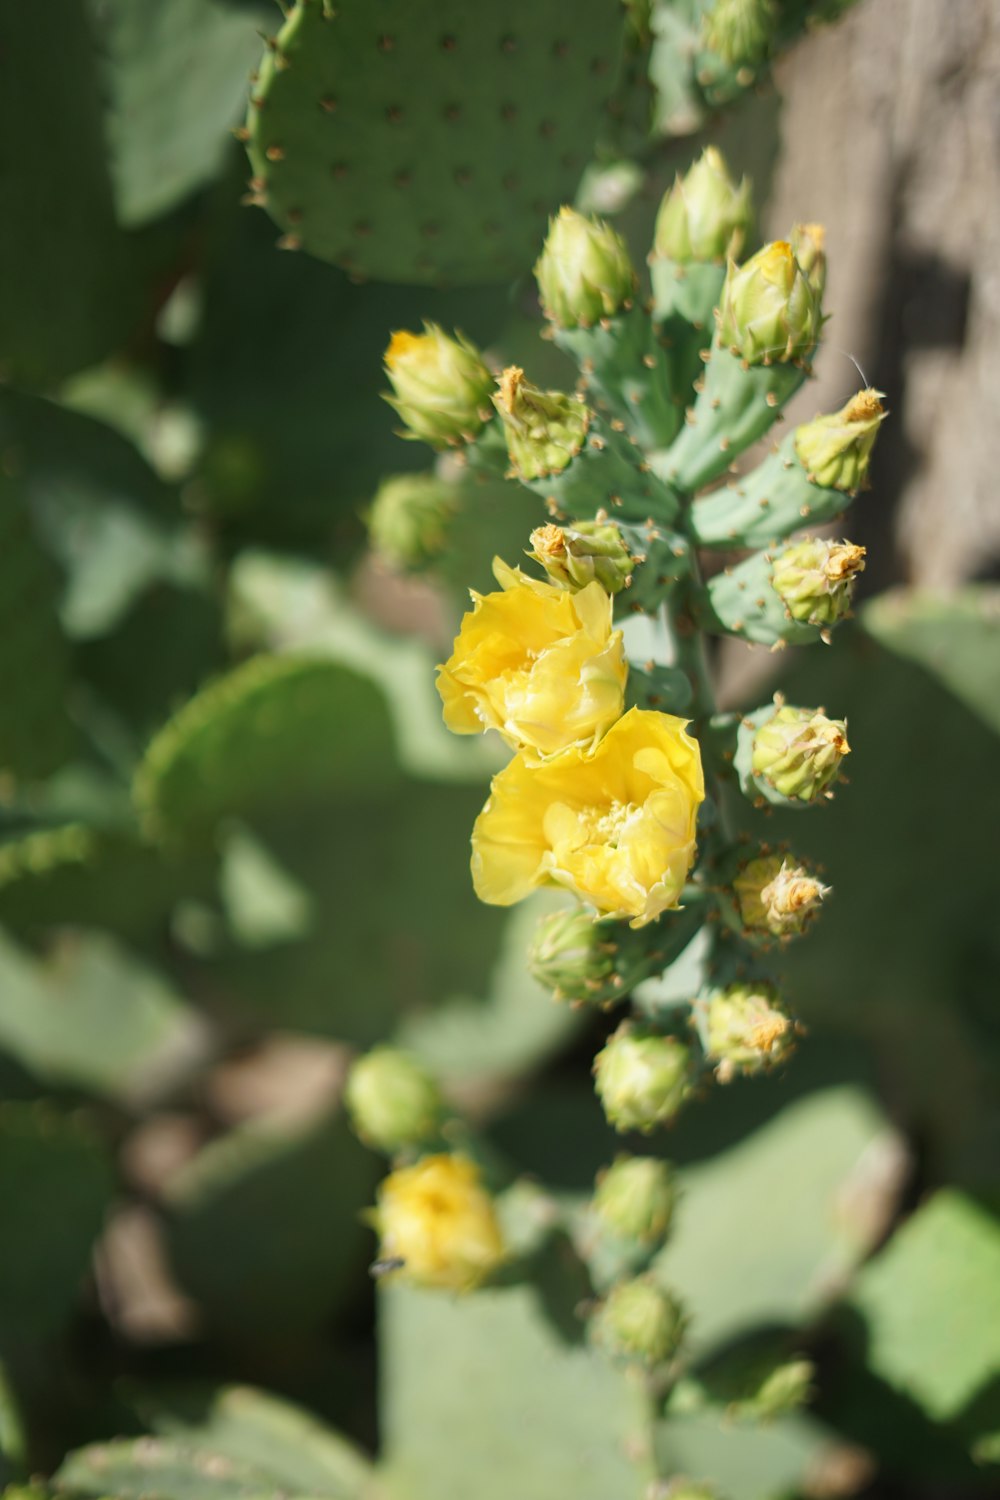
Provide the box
[164,1112,377,1339]
[126,1385,374,1500]
[380,1277,643,1500]
[0,1102,114,1338]
[134,654,401,843]
[864,586,1000,739]
[654,1086,897,1356]
[0,1,138,387]
[756,617,1000,1187]
[0,824,214,943]
[851,1191,1000,1427]
[94,0,265,227]
[0,475,75,781]
[0,931,202,1104]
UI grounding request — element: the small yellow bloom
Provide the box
[372,1154,506,1292]
[471,707,705,927]
[437,557,627,759]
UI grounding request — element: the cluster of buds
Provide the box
[363,141,886,1487]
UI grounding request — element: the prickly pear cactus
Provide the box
[357,145,889,1498]
[244,0,625,283]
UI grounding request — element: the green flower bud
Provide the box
[718,241,821,365]
[749,1358,815,1419]
[367,472,458,572]
[528,520,636,595]
[790,221,827,300]
[345,1047,443,1154]
[771,537,866,627]
[527,907,617,1003]
[751,704,850,802]
[593,1276,685,1367]
[384,324,494,447]
[492,366,590,481]
[594,1023,693,1133]
[593,1154,676,1244]
[794,388,887,493]
[701,0,778,67]
[734,854,829,941]
[704,983,796,1082]
[653,146,751,264]
[534,206,637,329]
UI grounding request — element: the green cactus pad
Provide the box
[134,654,401,842]
[245,0,625,284]
[0,1102,114,1337]
[0,825,213,942]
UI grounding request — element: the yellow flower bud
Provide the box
[718,241,821,365]
[771,537,866,626]
[751,704,850,802]
[534,206,637,328]
[492,366,590,481]
[704,983,795,1082]
[371,1154,506,1292]
[471,708,705,927]
[437,557,627,760]
[527,520,636,595]
[367,471,458,572]
[384,324,493,448]
[594,1024,693,1132]
[653,146,751,264]
[734,854,829,940]
[794,389,887,493]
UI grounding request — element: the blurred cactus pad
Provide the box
[1,3,999,1500]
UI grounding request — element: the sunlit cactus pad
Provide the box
[245,0,624,284]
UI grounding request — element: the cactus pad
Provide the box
[0,1102,114,1337]
[134,654,401,842]
[245,0,625,284]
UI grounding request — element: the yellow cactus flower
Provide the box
[471,707,705,927]
[371,1153,506,1293]
[437,557,627,759]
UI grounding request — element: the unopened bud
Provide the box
[594,1023,693,1132]
[749,1358,815,1419]
[493,366,590,481]
[734,854,829,940]
[701,0,778,67]
[346,1047,443,1153]
[718,241,821,365]
[751,705,850,802]
[528,520,636,595]
[527,907,617,1002]
[368,472,458,572]
[771,537,866,626]
[790,222,827,300]
[593,1154,676,1244]
[384,324,493,447]
[794,389,886,493]
[370,1153,505,1292]
[653,146,751,264]
[535,206,637,329]
[705,983,795,1081]
[593,1276,685,1367]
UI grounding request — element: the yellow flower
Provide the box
[471,708,705,927]
[437,557,627,759]
[372,1154,506,1292]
